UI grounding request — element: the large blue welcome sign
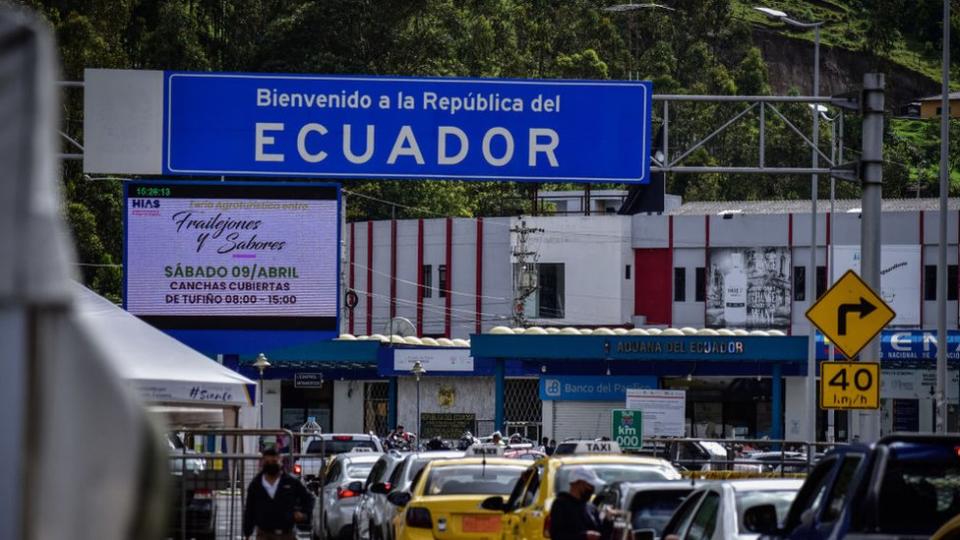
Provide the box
[163,73,652,183]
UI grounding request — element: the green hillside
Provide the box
[734,0,957,87]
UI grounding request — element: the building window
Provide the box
[422,264,432,298]
[674,267,686,302]
[438,264,447,298]
[695,267,706,302]
[625,265,631,280]
[816,266,827,298]
[924,264,959,301]
[925,265,937,301]
[794,266,806,301]
[538,263,565,318]
[951,265,958,301]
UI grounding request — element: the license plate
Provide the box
[461,515,501,533]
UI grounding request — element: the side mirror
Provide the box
[370,482,390,495]
[632,529,656,540]
[800,508,816,527]
[743,504,780,535]
[387,491,412,507]
[347,480,364,493]
[480,495,506,512]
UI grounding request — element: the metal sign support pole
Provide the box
[859,73,885,442]
[936,0,951,434]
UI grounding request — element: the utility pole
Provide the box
[511,219,543,326]
[936,0,951,434]
[859,73,885,442]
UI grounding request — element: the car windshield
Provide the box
[423,465,525,496]
[876,442,960,535]
[345,463,375,479]
[554,465,677,494]
[630,489,693,535]
[306,439,377,454]
[735,490,797,534]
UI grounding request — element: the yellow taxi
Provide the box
[386,456,528,540]
[479,440,681,540]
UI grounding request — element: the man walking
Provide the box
[243,447,314,540]
[549,466,603,540]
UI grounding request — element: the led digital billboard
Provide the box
[124,181,339,332]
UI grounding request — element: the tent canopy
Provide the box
[73,283,255,407]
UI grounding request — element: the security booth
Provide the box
[471,331,809,442]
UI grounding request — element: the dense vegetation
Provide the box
[12,0,960,301]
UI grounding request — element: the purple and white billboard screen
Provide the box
[124,181,339,331]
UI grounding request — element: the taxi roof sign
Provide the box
[466,444,505,457]
[554,440,622,456]
[805,270,895,359]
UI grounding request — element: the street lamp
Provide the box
[411,360,426,447]
[603,2,675,12]
[756,5,823,444]
[253,353,271,428]
[810,103,844,443]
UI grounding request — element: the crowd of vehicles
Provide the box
[172,430,960,540]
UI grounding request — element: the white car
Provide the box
[352,451,405,540]
[659,479,802,540]
[313,452,381,540]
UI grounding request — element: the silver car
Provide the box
[660,479,802,540]
[366,450,465,540]
[313,452,381,540]
[351,451,405,540]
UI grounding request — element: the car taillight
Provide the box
[383,482,392,491]
[543,513,551,538]
[334,435,353,441]
[193,489,213,500]
[293,464,302,475]
[954,446,960,458]
[406,507,432,528]
[337,487,359,499]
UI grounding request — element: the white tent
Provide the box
[73,283,256,409]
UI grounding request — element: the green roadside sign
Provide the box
[612,409,643,450]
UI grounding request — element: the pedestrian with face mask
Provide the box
[549,466,603,540]
[243,447,314,540]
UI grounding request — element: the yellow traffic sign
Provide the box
[820,362,880,409]
[806,270,895,359]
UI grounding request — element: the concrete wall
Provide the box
[332,380,365,433]
[783,377,809,440]
[396,376,495,434]
[522,215,633,326]
[262,379,282,428]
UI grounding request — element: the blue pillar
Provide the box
[772,363,784,441]
[387,376,398,431]
[494,359,505,433]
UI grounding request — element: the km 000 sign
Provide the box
[820,362,880,410]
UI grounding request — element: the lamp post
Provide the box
[936,0,950,434]
[811,104,844,442]
[411,360,425,447]
[253,353,271,429]
[756,6,824,443]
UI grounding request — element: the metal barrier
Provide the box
[168,428,316,540]
[633,437,848,476]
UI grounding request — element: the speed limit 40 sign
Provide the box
[820,362,880,410]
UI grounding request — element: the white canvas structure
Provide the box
[74,283,255,408]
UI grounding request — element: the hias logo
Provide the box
[544,379,562,397]
[132,199,160,209]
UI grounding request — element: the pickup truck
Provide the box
[756,434,960,540]
[296,433,383,484]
